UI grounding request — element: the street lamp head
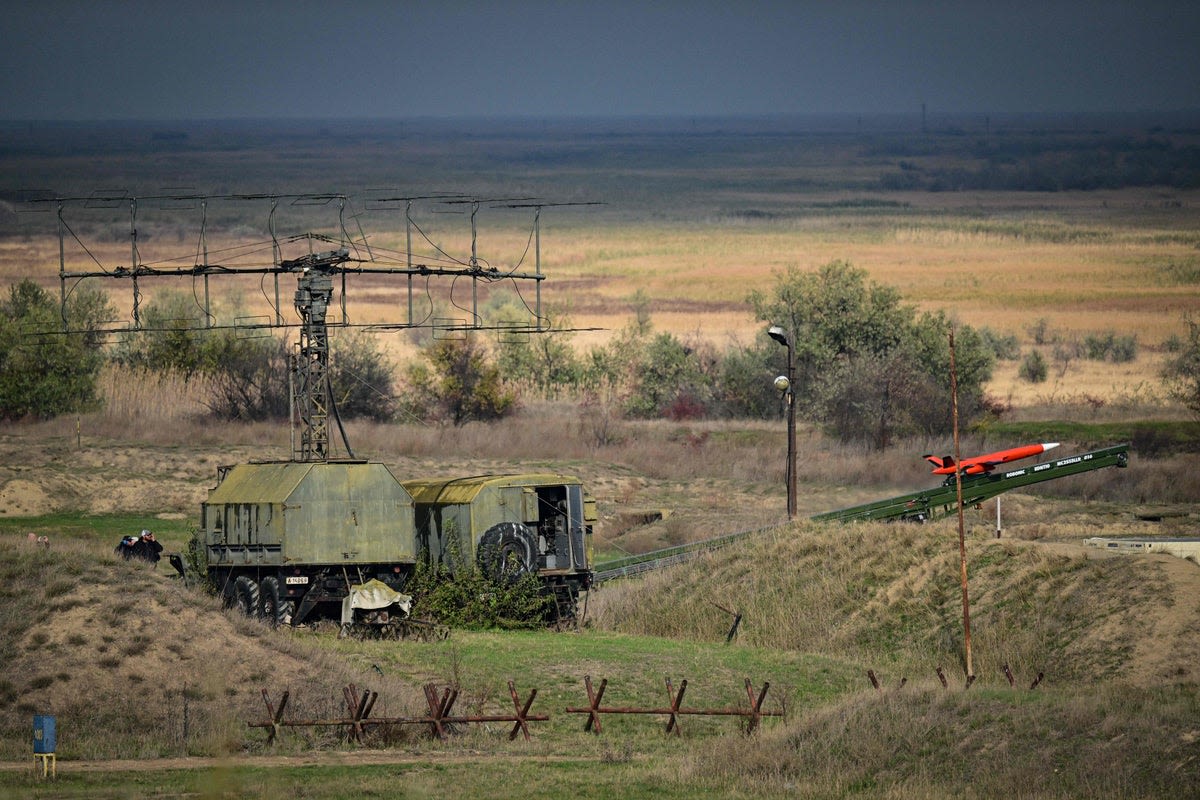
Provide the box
[773,375,790,392]
[767,325,789,347]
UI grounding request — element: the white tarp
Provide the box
[340,578,413,625]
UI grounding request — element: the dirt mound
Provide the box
[0,478,54,516]
[0,541,423,760]
[1072,545,1200,685]
[0,434,259,517]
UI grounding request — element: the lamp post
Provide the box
[768,325,797,520]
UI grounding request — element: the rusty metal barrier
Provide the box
[867,665,1047,692]
[564,676,783,735]
[249,681,547,744]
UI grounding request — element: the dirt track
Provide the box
[0,749,559,773]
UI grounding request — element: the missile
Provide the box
[923,442,1060,476]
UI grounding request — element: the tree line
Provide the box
[4,262,1197,448]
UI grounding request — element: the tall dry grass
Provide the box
[77,364,290,451]
[684,682,1200,798]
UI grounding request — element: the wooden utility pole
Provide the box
[950,329,975,683]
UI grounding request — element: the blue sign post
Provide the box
[33,715,56,778]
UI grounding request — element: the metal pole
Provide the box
[785,341,797,520]
[200,198,212,327]
[470,200,479,327]
[270,199,281,326]
[130,197,141,329]
[57,201,66,331]
[534,206,543,331]
[406,199,414,326]
[950,329,974,683]
[768,325,798,520]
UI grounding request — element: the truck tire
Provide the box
[234,575,260,618]
[259,576,285,628]
[477,522,537,583]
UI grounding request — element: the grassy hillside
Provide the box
[591,519,1200,685]
[3,503,1199,797]
[0,533,416,761]
[690,683,1200,798]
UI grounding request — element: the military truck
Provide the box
[200,463,595,625]
[200,459,418,626]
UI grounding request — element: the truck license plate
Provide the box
[285,576,309,585]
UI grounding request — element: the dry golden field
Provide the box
[6,186,1196,405]
[7,189,1198,340]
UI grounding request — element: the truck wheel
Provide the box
[477,522,537,583]
[259,576,284,628]
[234,575,259,618]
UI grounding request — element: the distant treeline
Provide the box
[880,135,1200,191]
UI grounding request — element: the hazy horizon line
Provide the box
[4,108,1200,123]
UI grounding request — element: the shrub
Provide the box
[113,293,396,422]
[750,263,993,445]
[1019,349,1049,383]
[497,327,584,393]
[621,331,713,419]
[1162,315,1200,416]
[1110,333,1139,363]
[328,328,396,421]
[407,559,551,629]
[401,335,516,425]
[712,341,780,419]
[1027,317,1054,345]
[664,391,707,421]
[111,290,209,377]
[0,280,114,420]
[1083,331,1115,360]
[1083,330,1139,363]
[199,331,290,421]
[978,326,1021,360]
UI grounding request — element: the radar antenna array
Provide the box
[18,190,597,461]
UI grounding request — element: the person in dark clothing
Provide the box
[135,529,163,563]
[116,530,163,563]
[115,535,139,559]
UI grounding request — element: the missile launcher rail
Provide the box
[590,445,1130,585]
[811,444,1130,524]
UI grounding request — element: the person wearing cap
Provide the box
[115,530,162,563]
[137,530,163,564]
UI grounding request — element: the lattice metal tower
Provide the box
[287,248,350,462]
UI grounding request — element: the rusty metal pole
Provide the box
[950,329,975,684]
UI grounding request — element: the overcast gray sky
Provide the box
[2,1,1197,120]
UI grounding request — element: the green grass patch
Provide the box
[322,627,852,741]
[0,513,191,545]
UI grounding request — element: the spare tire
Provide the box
[477,522,538,583]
